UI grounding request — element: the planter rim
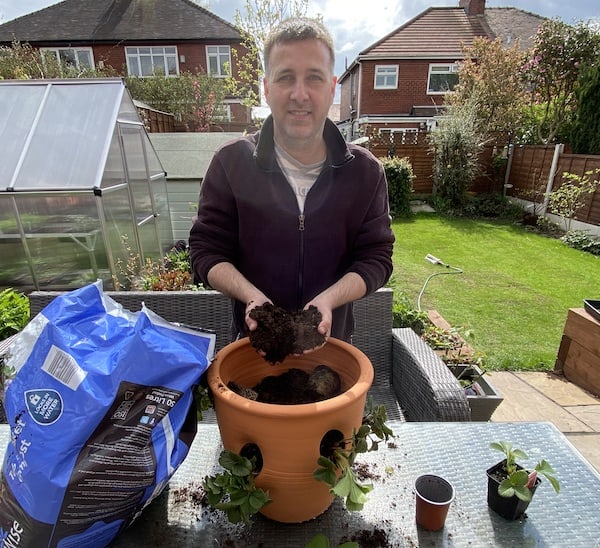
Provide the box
[208,336,374,418]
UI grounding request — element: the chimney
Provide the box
[459,0,485,16]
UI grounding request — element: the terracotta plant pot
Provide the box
[207,337,374,523]
[486,460,541,520]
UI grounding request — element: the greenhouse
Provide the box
[0,78,173,290]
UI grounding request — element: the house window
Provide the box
[126,46,178,77]
[41,47,94,70]
[427,64,459,94]
[206,46,231,77]
[213,104,232,122]
[374,65,398,89]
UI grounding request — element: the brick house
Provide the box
[337,0,544,142]
[0,0,257,132]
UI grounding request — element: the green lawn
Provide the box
[390,212,600,371]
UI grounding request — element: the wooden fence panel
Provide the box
[507,146,600,226]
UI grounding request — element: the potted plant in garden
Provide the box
[204,332,393,524]
[421,319,503,421]
[487,441,560,520]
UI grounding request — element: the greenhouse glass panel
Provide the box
[0,194,106,289]
[0,85,47,187]
[14,82,119,190]
[0,197,33,287]
[152,177,174,251]
[101,127,127,188]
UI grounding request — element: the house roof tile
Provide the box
[359,6,543,59]
[484,7,545,50]
[0,0,241,43]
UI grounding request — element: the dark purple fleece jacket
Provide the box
[189,116,394,342]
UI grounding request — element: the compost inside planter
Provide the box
[228,364,342,404]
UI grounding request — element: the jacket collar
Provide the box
[254,115,354,170]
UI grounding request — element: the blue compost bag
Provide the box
[0,281,215,548]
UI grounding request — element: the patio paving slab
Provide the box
[515,371,600,406]
[565,405,600,431]
[487,371,600,474]
[487,372,594,433]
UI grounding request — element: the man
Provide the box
[189,17,394,347]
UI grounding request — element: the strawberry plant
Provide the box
[490,441,560,502]
[314,399,394,511]
[202,450,271,525]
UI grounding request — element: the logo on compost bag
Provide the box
[25,389,63,425]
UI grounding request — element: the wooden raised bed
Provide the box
[555,307,600,397]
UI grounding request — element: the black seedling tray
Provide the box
[584,299,600,323]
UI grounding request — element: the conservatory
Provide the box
[0,78,173,290]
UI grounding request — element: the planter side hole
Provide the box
[319,429,344,459]
[240,443,263,474]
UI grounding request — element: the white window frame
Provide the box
[125,46,179,77]
[212,103,232,123]
[206,45,231,77]
[40,47,94,71]
[374,65,398,89]
[427,63,459,94]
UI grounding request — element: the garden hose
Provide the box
[417,254,464,311]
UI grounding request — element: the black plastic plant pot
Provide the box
[486,460,541,520]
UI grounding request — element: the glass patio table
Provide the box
[1,421,599,547]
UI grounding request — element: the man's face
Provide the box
[263,38,336,152]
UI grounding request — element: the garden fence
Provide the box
[365,132,600,227]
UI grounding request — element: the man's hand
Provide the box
[302,298,332,352]
[245,297,271,332]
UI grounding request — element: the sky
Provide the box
[0,0,598,85]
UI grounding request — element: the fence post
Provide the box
[541,143,565,215]
[503,144,514,197]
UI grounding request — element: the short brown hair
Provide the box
[263,17,335,76]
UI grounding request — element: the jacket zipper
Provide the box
[297,214,305,309]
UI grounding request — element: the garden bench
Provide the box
[24,287,470,422]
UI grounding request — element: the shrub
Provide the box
[561,230,600,256]
[570,64,600,155]
[125,72,227,131]
[392,293,429,334]
[465,193,521,218]
[115,239,201,291]
[381,157,415,218]
[429,101,483,215]
[0,288,30,341]
[548,169,600,232]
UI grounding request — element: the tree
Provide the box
[230,0,313,107]
[429,99,483,214]
[447,37,527,144]
[570,64,600,154]
[521,19,600,144]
